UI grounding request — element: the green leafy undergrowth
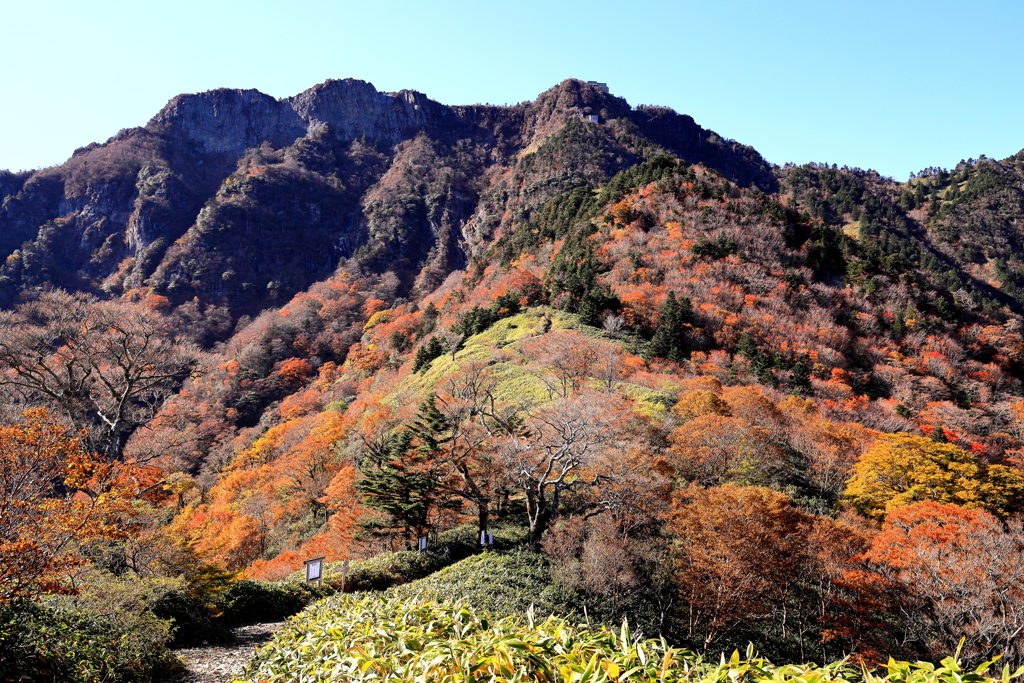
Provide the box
[154,578,334,647]
[238,588,1024,683]
[217,579,334,625]
[285,549,452,592]
[329,550,449,592]
[239,595,871,683]
[386,551,567,619]
[285,523,530,594]
[863,651,1024,683]
[152,589,234,647]
[0,599,182,683]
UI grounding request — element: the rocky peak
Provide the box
[149,79,458,158]
[524,79,631,135]
[0,76,782,317]
[0,170,29,201]
[286,79,444,144]
[150,88,305,156]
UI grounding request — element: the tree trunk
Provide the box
[528,504,550,553]
[477,499,489,538]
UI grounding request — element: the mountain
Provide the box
[0,78,773,319]
[6,77,1024,671]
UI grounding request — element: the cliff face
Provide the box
[0,78,775,319]
[149,79,454,156]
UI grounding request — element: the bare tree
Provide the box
[520,330,598,398]
[499,392,646,551]
[437,331,465,361]
[601,312,625,337]
[0,291,203,461]
[426,360,528,536]
[594,340,628,393]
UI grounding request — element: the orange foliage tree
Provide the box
[669,415,786,487]
[0,409,134,602]
[666,485,808,648]
[363,363,521,541]
[665,484,895,660]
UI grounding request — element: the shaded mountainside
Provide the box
[0,78,774,319]
[780,153,1024,315]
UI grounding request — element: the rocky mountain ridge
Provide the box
[150,79,443,156]
[0,78,773,320]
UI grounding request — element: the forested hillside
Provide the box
[3,78,1024,681]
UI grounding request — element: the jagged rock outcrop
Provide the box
[150,79,457,157]
[151,88,304,156]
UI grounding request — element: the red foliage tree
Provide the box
[865,502,1024,666]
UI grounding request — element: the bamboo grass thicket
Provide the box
[237,595,1024,683]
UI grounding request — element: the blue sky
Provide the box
[2,0,1021,179]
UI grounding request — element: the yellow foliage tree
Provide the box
[673,389,730,422]
[844,433,1024,520]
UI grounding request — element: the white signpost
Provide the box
[340,559,350,592]
[304,556,325,585]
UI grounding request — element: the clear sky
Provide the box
[2,0,1021,180]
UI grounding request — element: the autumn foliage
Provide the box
[865,502,1024,665]
[0,409,136,602]
[845,434,1024,520]
[8,144,1024,673]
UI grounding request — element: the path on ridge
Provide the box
[164,621,284,683]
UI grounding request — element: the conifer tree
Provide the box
[355,402,463,542]
[645,292,692,362]
[790,361,812,395]
[413,336,445,373]
[409,394,452,453]
[736,331,758,360]
[356,430,438,541]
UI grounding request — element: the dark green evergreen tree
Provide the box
[417,302,438,337]
[356,430,443,542]
[935,294,961,322]
[891,309,906,338]
[790,361,812,395]
[356,395,466,544]
[645,292,692,362]
[413,336,445,373]
[736,331,758,359]
[408,394,452,454]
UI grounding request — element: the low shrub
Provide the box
[152,590,233,647]
[433,521,529,559]
[329,550,448,592]
[298,522,531,593]
[216,579,333,625]
[153,578,335,647]
[242,594,1024,683]
[386,550,569,618]
[0,599,182,683]
[240,594,875,683]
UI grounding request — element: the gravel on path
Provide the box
[163,621,284,683]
